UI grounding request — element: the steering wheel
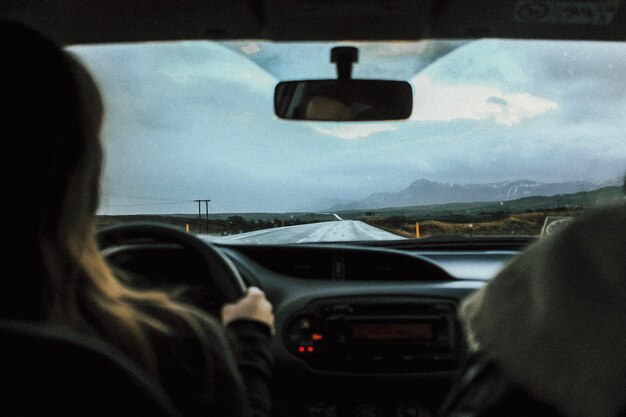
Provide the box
[97,222,247,314]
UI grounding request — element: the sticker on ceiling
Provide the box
[514,0,622,25]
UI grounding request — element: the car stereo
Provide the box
[284,298,461,373]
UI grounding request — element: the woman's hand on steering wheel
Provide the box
[221,287,275,332]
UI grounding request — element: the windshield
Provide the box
[69,39,626,244]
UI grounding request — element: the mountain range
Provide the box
[327,178,623,211]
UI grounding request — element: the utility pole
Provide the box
[194,199,211,234]
[196,200,202,233]
[205,200,210,232]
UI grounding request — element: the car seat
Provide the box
[0,319,182,417]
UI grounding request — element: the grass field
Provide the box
[367,210,580,238]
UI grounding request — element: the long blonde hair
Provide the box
[2,20,212,379]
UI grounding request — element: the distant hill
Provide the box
[328,178,622,211]
[333,186,624,223]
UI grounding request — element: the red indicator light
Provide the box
[298,346,305,353]
[307,346,314,353]
[312,333,323,341]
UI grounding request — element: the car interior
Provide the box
[3,1,626,417]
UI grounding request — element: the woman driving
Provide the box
[0,20,274,417]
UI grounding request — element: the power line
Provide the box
[100,201,193,208]
[101,193,192,203]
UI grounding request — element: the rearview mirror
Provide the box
[274,46,413,122]
[274,79,413,121]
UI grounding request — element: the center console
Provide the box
[284,297,462,374]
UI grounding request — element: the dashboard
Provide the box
[105,238,520,417]
[224,244,508,417]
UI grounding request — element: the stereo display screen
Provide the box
[352,322,434,341]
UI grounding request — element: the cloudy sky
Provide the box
[68,39,626,215]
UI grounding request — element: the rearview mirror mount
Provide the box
[274,47,413,122]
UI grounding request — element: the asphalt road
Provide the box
[201,220,404,244]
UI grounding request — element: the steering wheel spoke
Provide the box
[97,222,247,314]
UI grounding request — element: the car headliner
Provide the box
[3,0,626,46]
